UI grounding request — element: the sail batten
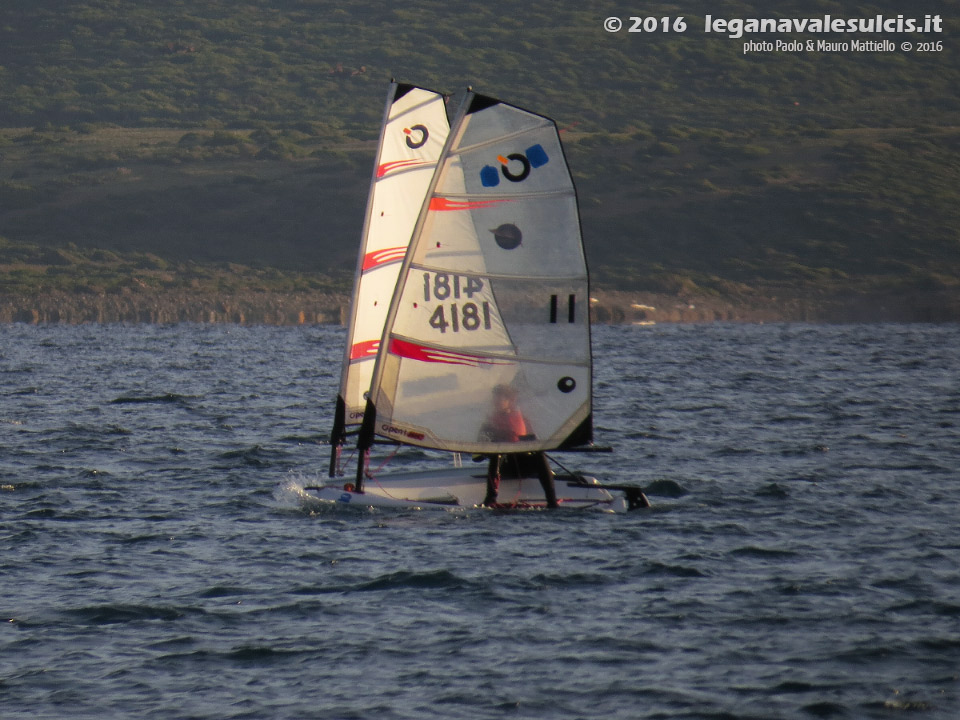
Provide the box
[407,261,584,282]
[391,99,444,121]
[433,188,576,201]
[452,125,553,156]
[362,90,594,455]
[388,332,590,366]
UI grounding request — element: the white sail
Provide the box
[335,83,450,430]
[363,92,593,455]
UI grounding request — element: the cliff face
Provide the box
[3,288,959,325]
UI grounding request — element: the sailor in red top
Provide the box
[483,384,529,442]
[480,385,558,508]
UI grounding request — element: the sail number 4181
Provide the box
[423,272,492,333]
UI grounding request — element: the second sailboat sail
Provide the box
[363,91,593,455]
[330,82,449,472]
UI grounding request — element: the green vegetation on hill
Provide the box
[2,1,955,132]
[1,0,958,318]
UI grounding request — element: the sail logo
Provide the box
[362,246,406,270]
[349,339,380,360]
[380,423,425,441]
[479,144,549,187]
[377,159,426,178]
[389,338,513,368]
[429,197,515,212]
[403,124,428,149]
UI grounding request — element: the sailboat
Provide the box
[311,82,648,512]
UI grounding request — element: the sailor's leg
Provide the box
[483,454,501,506]
[536,452,558,508]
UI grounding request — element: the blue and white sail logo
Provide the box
[479,144,549,187]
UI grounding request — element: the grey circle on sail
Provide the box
[491,223,522,250]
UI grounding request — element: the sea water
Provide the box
[1,323,958,719]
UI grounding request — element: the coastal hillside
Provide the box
[1,0,958,320]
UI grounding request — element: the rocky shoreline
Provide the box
[2,287,959,325]
[0,290,346,326]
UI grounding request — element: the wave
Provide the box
[109,392,196,405]
[61,603,201,626]
[217,445,285,468]
[356,569,472,593]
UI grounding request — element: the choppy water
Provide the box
[1,323,958,719]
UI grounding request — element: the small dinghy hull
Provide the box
[305,466,634,512]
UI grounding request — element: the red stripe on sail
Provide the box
[349,340,380,360]
[389,338,512,367]
[362,247,407,271]
[377,159,426,178]
[429,197,514,212]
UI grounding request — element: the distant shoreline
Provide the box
[3,288,959,325]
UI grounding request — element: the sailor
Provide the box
[479,385,558,509]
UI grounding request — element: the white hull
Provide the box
[305,466,631,513]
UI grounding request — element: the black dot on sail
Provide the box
[491,223,522,250]
[557,376,576,393]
